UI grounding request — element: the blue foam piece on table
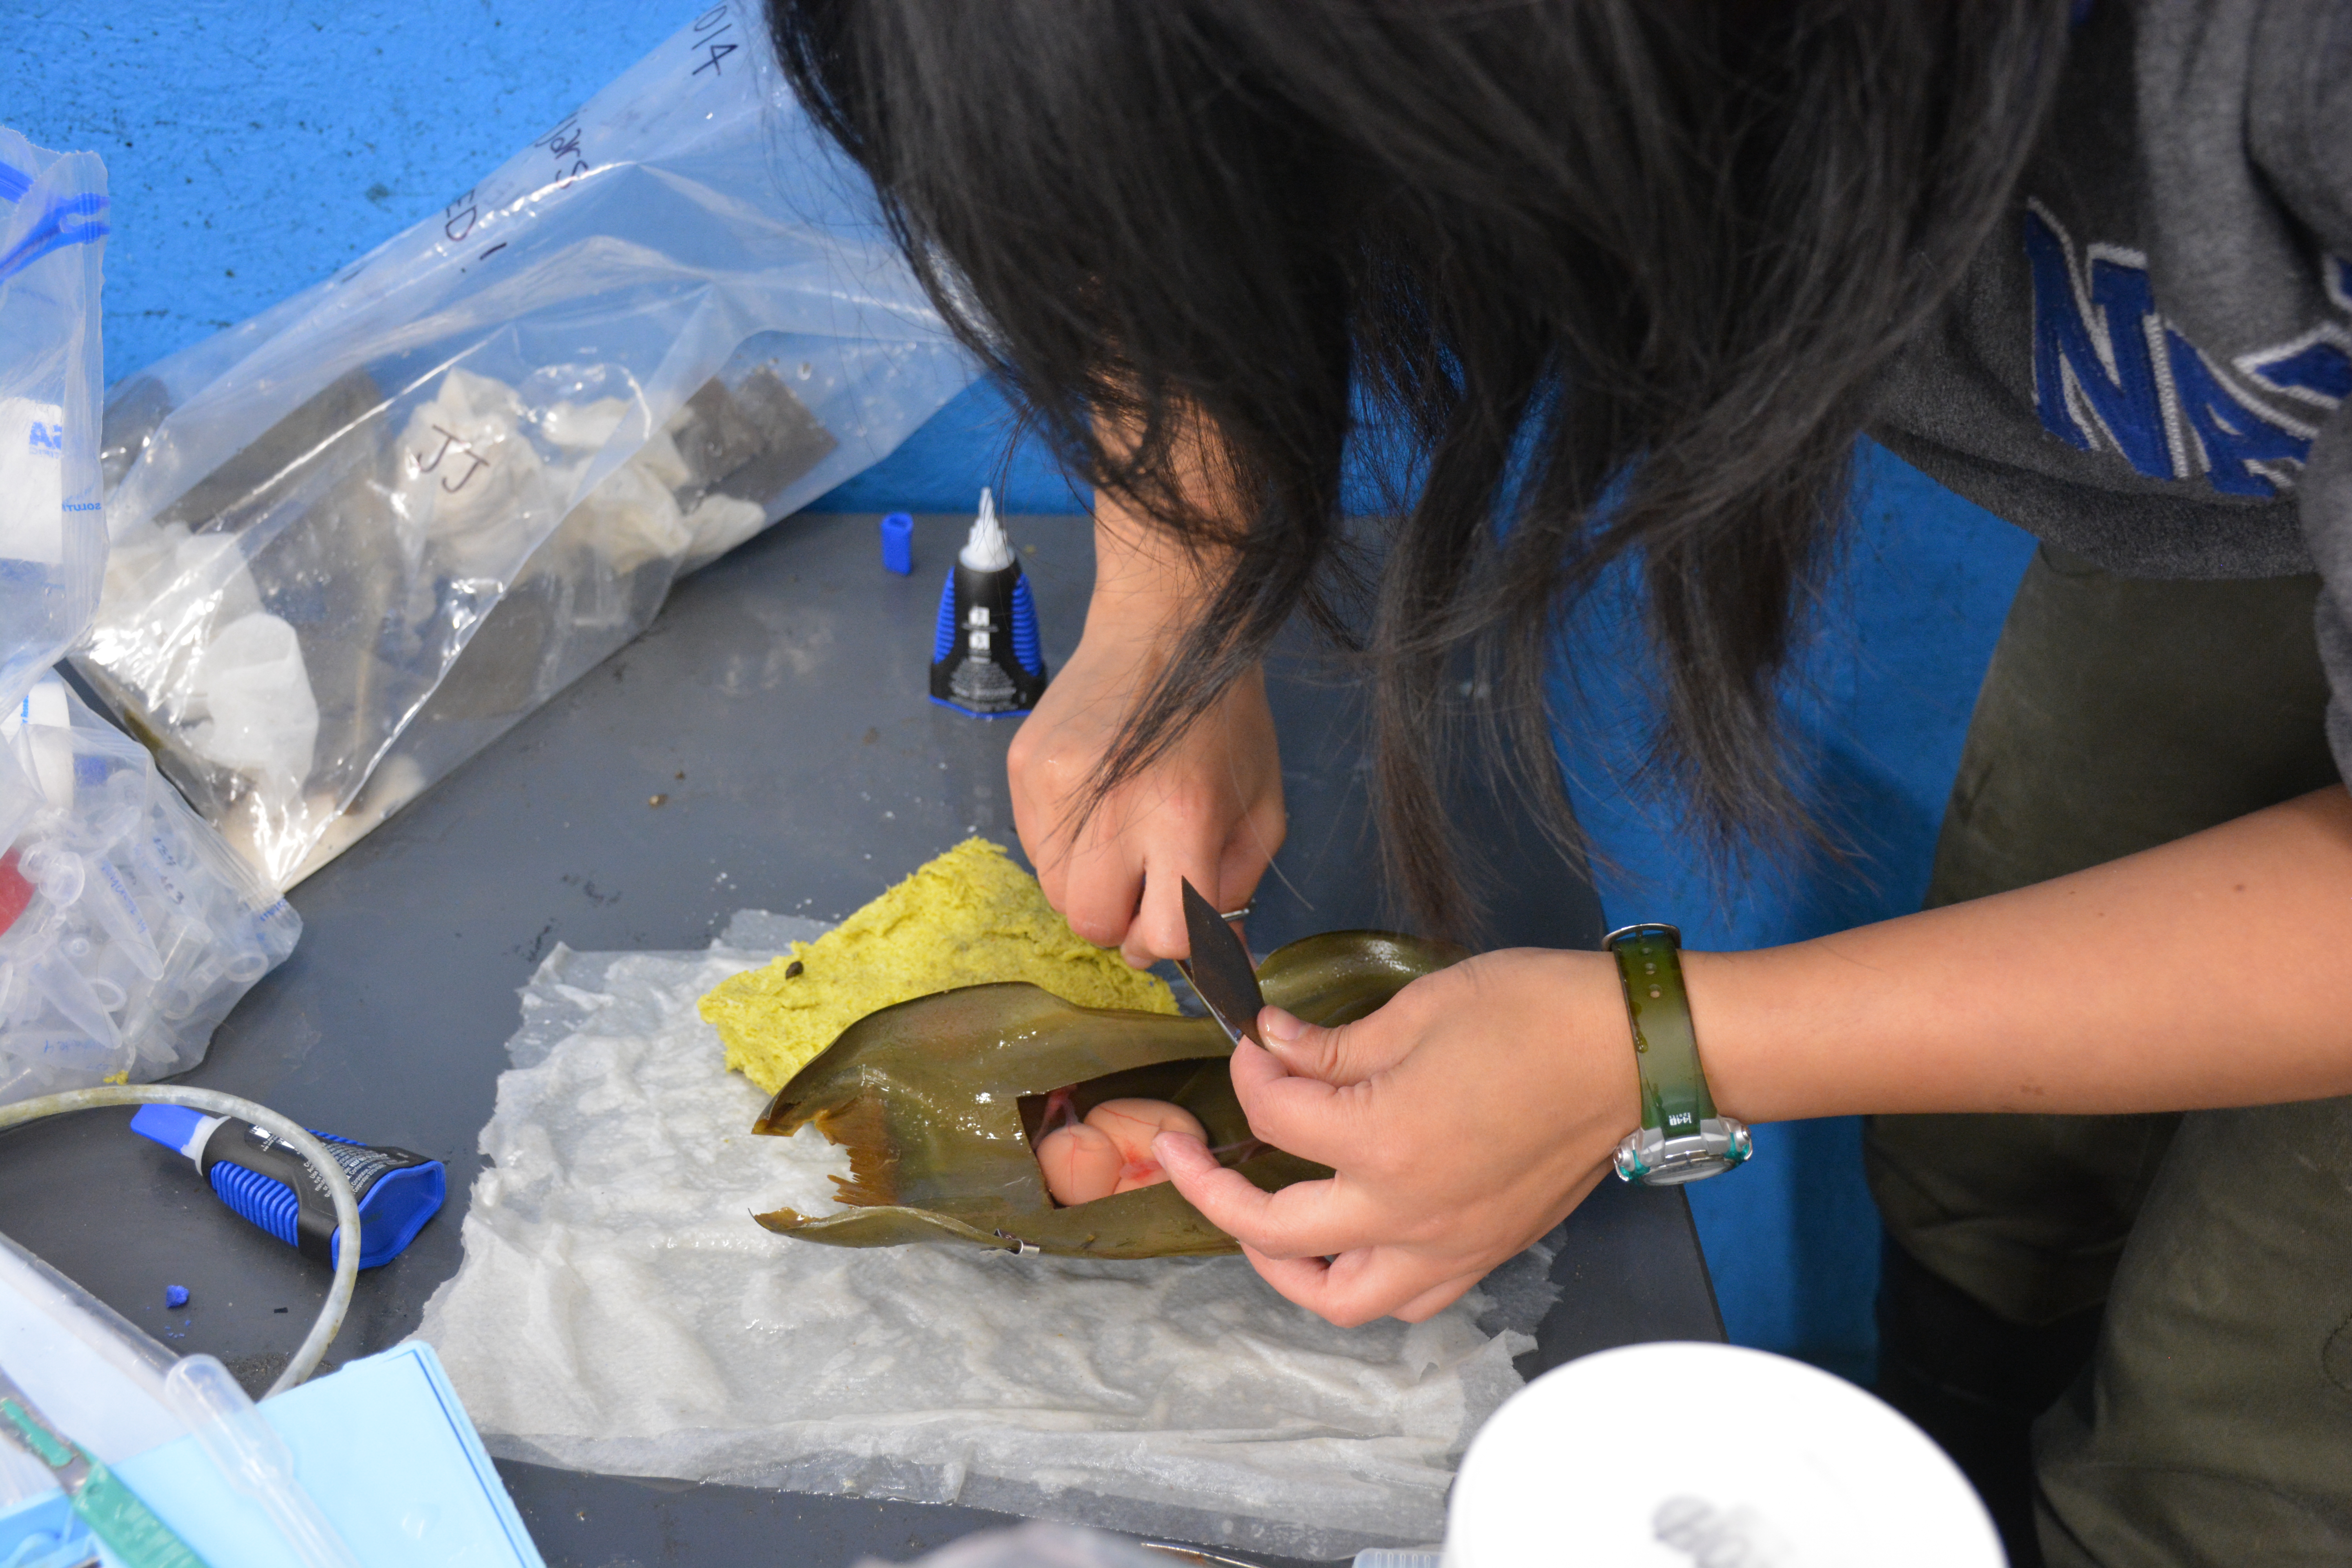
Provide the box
[0,1342,545,1567]
[880,512,914,574]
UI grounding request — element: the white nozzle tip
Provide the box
[182,1112,229,1162]
[959,487,1014,571]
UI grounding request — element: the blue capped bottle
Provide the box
[129,1105,446,1270]
[929,488,1047,716]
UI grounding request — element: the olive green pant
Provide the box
[1864,546,2352,1564]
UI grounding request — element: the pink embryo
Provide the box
[1034,1098,1207,1207]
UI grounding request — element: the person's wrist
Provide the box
[1071,594,1269,717]
[1082,575,1214,654]
[1676,944,1829,1125]
[1527,947,1645,1142]
[1078,612,1176,672]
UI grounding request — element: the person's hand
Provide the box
[1009,612,1285,967]
[1154,947,1640,1325]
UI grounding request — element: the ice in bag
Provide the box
[81,3,978,889]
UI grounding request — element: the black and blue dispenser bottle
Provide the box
[929,488,1047,717]
[130,1105,446,1269]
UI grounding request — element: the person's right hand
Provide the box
[1008,604,1285,969]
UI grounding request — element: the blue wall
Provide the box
[16,1,2029,1379]
[5,0,1073,513]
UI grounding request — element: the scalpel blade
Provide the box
[1176,878,1266,1047]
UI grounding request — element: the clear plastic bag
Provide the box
[0,674,300,1103]
[0,132,281,1106]
[80,3,978,889]
[0,128,107,724]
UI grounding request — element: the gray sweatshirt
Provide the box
[1870,0,2352,773]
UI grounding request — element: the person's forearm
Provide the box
[1009,406,1284,960]
[1083,407,1238,644]
[1688,786,2352,1120]
[1088,487,1212,642]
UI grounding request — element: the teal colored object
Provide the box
[0,1389,208,1568]
[0,1343,543,1568]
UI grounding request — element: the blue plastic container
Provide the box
[130,1105,445,1270]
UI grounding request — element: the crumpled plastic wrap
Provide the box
[414,913,1560,1559]
[76,4,976,891]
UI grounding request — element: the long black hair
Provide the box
[769,0,2065,934]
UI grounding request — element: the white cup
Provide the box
[1443,1341,2004,1568]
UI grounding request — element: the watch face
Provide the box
[1614,1120,1753,1187]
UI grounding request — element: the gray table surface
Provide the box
[1,512,1719,1566]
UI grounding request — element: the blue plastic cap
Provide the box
[880,512,915,575]
[131,1103,205,1154]
[340,1160,450,1270]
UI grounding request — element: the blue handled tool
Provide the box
[130,1106,445,1270]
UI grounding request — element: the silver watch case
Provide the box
[1612,1116,1754,1187]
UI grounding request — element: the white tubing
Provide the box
[0,1083,361,1397]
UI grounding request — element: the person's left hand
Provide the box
[1155,947,1643,1325]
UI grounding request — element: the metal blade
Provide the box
[1177,878,1265,1047]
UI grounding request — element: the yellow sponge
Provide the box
[700,838,1178,1093]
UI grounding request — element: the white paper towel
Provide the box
[415,912,1560,1557]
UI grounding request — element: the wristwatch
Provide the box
[1604,923,1752,1186]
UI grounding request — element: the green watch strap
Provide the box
[1608,924,1717,1135]
[1603,923,1751,1186]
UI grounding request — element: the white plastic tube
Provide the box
[0,1082,360,1396]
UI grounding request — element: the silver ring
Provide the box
[1218,900,1254,922]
